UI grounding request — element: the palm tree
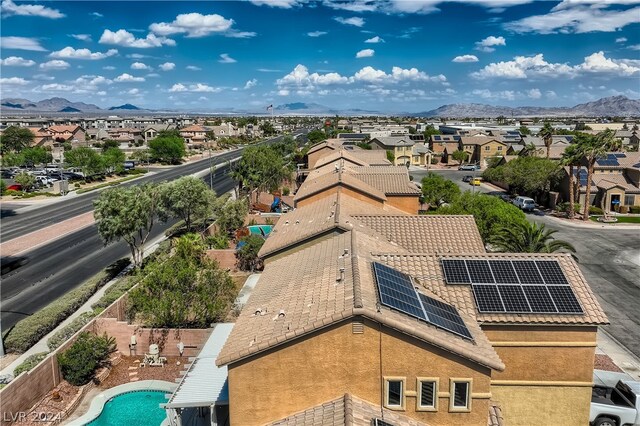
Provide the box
[520,142,538,157]
[538,122,554,159]
[560,144,583,219]
[490,222,576,253]
[577,129,616,221]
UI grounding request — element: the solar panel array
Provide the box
[441,259,583,314]
[372,262,473,340]
[596,153,627,167]
[574,168,590,187]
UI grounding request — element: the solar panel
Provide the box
[512,260,544,284]
[373,262,426,321]
[522,286,557,312]
[548,286,583,313]
[434,135,441,141]
[466,260,494,283]
[614,153,626,158]
[536,260,569,285]
[498,285,531,312]
[373,262,473,340]
[472,285,505,312]
[489,260,519,284]
[633,162,640,168]
[441,259,471,284]
[419,294,473,339]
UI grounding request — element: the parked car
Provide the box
[458,164,480,171]
[6,184,23,191]
[462,175,473,182]
[470,178,482,186]
[36,176,55,187]
[512,196,536,212]
[590,380,640,426]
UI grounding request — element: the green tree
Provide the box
[482,156,561,199]
[1,152,25,167]
[149,135,186,164]
[0,126,34,154]
[538,122,554,159]
[64,147,104,178]
[307,129,327,144]
[421,172,461,207]
[22,146,52,167]
[230,145,292,199]
[100,139,120,152]
[576,129,617,221]
[386,150,395,163]
[156,129,181,139]
[236,234,265,271]
[560,144,583,219]
[14,172,36,191]
[259,121,276,136]
[214,195,249,234]
[490,222,576,253]
[127,244,235,328]
[93,184,164,267]
[451,150,469,165]
[130,149,151,164]
[422,124,441,138]
[57,332,116,386]
[436,192,527,242]
[518,125,531,135]
[161,176,216,231]
[102,147,126,174]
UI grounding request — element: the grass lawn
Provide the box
[590,216,640,224]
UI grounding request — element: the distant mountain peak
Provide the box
[109,103,141,111]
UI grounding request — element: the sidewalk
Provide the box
[597,328,640,381]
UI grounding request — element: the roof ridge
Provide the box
[351,231,364,309]
[334,190,342,225]
[343,393,354,426]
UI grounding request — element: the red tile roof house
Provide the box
[46,125,86,147]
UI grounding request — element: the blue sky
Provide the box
[0,0,639,112]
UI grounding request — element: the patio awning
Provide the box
[163,323,234,409]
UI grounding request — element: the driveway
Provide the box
[410,167,640,356]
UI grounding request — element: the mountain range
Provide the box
[0,96,638,117]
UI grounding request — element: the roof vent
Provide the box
[336,267,345,283]
[352,321,364,334]
[343,249,349,255]
[285,220,289,225]
[295,220,300,225]
[278,310,286,318]
[254,308,262,316]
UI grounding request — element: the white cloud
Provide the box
[323,0,379,12]
[70,34,91,42]
[131,62,150,70]
[257,68,281,72]
[364,36,384,43]
[149,12,251,38]
[472,51,639,79]
[39,60,70,70]
[616,37,628,43]
[169,83,220,92]
[250,0,304,8]
[103,65,116,70]
[475,35,506,52]
[356,48,375,58]
[1,0,64,18]
[90,12,103,18]
[505,3,640,34]
[218,53,237,63]
[0,36,46,51]
[472,89,516,101]
[628,44,640,50]
[32,73,54,81]
[159,62,175,71]
[324,0,533,15]
[38,83,74,91]
[546,90,558,99]
[334,16,365,27]
[127,88,140,95]
[278,89,290,96]
[0,56,35,66]
[99,29,175,48]
[186,65,202,71]
[114,73,145,82]
[50,47,118,60]
[277,64,350,90]
[526,88,542,99]
[0,77,29,85]
[452,54,479,63]
[244,78,258,89]
[307,31,328,37]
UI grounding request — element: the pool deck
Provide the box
[64,380,176,426]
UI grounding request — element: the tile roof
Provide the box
[459,136,505,146]
[314,150,369,169]
[431,142,460,154]
[218,230,504,371]
[347,149,391,165]
[592,173,640,193]
[349,166,422,195]
[48,125,81,133]
[371,136,415,147]
[350,215,485,254]
[293,168,387,203]
[307,139,342,155]
[268,394,429,426]
[372,252,608,325]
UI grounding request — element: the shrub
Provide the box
[556,202,581,213]
[589,206,604,215]
[47,312,96,351]
[0,179,6,195]
[91,275,136,311]
[57,332,116,386]
[236,235,265,271]
[14,352,49,376]
[619,205,629,214]
[282,187,290,196]
[430,157,439,165]
[630,206,640,214]
[4,260,127,353]
[205,233,230,250]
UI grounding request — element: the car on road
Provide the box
[470,178,482,186]
[462,175,473,182]
[590,380,640,426]
[512,196,536,211]
[458,164,480,171]
[6,184,23,191]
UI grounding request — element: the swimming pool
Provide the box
[85,390,168,426]
[247,224,273,236]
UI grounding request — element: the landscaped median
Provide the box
[75,171,147,194]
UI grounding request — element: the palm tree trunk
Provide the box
[582,161,595,221]
[568,165,575,219]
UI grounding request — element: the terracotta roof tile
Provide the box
[349,166,422,195]
[294,168,387,203]
[348,150,391,166]
[313,150,369,169]
[488,401,505,426]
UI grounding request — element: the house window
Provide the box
[417,378,438,411]
[450,379,471,412]
[497,146,503,151]
[625,195,635,206]
[384,378,405,410]
[485,146,490,151]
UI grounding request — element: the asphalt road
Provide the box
[411,167,640,356]
[0,131,308,331]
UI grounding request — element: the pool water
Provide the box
[247,225,273,236]
[86,390,168,426]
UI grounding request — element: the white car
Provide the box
[590,380,640,426]
[512,196,536,212]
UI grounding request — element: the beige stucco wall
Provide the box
[386,195,420,214]
[228,319,492,426]
[307,147,334,169]
[483,325,597,426]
